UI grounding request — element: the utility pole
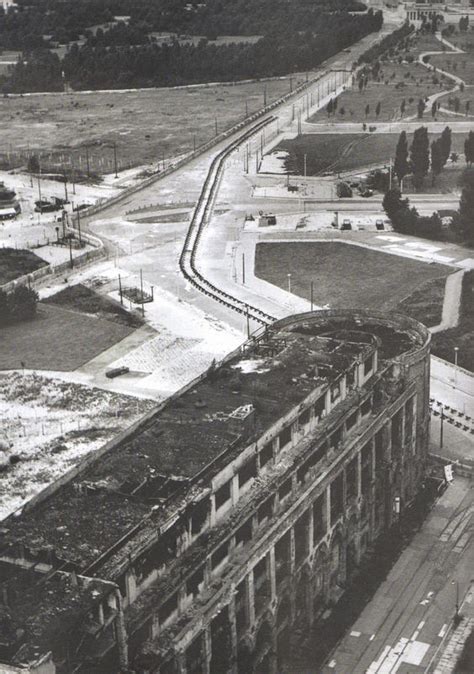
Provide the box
[215,116,218,136]
[69,236,73,269]
[71,156,76,194]
[85,145,90,179]
[113,142,118,178]
[440,406,444,449]
[245,100,248,117]
[242,253,246,285]
[310,280,314,311]
[37,162,42,203]
[263,85,267,108]
[63,172,68,202]
[246,304,250,338]
[140,268,145,316]
[77,208,82,246]
[118,274,123,305]
[304,153,307,177]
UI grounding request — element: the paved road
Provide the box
[431,357,474,418]
[320,477,474,674]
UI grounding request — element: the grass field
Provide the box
[45,283,144,328]
[254,241,452,314]
[431,270,474,372]
[396,276,446,328]
[0,248,47,285]
[309,63,452,124]
[276,133,468,179]
[0,303,133,371]
[0,75,306,172]
[430,53,474,84]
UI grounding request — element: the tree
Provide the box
[375,101,381,117]
[358,77,364,92]
[410,126,430,188]
[431,101,437,118]
[440,126,452,167]
[464,130,474,166]
[466,101,471,116]
[400,99,406,116]
[365,103,370,118]
[394,130,409,185]
[8,285,38,321]
[431,139,443,185]
[417,98,426,119]
[454,97,461,113]
[458,169,474,239]
[27,154,40,173]
[326,98,333,116]
[382,188,417,233]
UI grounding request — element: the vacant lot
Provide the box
[254,241,452,312]
[45,283,144,328]
[0,372,154,518]
[276,132,468,177]
[309,63,451,124]
[0,303,133,371]
[0,75,305,172]
[0,247,47,285]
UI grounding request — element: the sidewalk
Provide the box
[320,477,474,674]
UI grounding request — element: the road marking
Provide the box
[367,646,391,673]
[417,620,425,630]
[328,660,336,668]
[438,624,448,638]
[370,634,376,641]
[350,631,361,637]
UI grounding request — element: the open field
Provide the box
[0,303,134,371]
[0,247,47,284]
[45,283,144,328]
[431,269,474,371]
[254,241,452,312]
[0,372,155,518]
[0,75,306,172]
[309,63,452,124]
[276,132,468,181]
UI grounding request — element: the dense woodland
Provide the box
[0,0,382,92]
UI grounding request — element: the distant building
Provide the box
[0,182,21,220]
[0,310,431,674]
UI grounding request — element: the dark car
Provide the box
[105,366,130,379]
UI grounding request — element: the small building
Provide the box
[258,213,277,227]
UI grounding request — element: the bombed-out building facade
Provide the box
[0,310,431,674]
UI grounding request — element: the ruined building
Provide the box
[0,310,431,674]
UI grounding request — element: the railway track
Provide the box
[179,116,278,327]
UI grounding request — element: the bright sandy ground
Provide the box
[0,372,155,519]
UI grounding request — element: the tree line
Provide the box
[1,9,383,92]
[0,0,369,52]
[384,126,474,242]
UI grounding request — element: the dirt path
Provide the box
[410,31,466,121]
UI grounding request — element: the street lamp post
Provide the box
[454,346,459,385]
[287,273,292,294]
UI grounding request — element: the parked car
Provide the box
[105,366,130,379]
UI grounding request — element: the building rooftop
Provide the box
[0,312,427,572]
[0,564,113,666]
